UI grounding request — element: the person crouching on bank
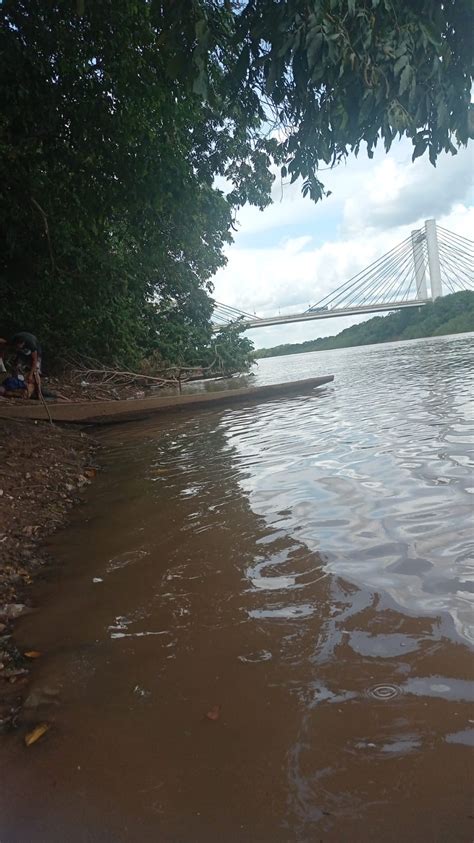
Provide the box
[0,332,42,398]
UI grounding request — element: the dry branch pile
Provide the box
[68,366,179,389]
[61,356,221,401]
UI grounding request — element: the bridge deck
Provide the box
[216,299,428,331]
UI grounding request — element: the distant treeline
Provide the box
[255,291,474,359]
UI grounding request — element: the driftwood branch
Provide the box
[70,367,178,388]
[66,355,227,399]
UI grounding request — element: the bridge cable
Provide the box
[437,241,473,276]
[322,235,415,308]
[341,238,416,308]
[353,247,415,307]
[213,301,259,320]
[338,237,419,307]
[325,240,414,309]
[438,236,473,262]
[437,243,474,289]
[437,226,474,248]
[306,234,414,311]
[387,247,424,304]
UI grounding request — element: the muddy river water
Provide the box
[1,334,473,842]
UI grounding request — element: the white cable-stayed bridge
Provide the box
[212,219,473,331]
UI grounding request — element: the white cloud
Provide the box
[343,143,474,234]
[212,139,474,348]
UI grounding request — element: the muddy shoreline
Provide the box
[0,337,473,841]
[0,419,97,731]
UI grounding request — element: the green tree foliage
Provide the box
[255,291,474,358]
[0,2,246,365]
[207,321,255,375]
[167,0,474,198]
[0,2,472,366]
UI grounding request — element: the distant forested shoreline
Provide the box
[255,291,474,359]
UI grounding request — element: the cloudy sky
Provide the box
[211,138,474,349]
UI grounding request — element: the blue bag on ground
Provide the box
[2,376,27,391]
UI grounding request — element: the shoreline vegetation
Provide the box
[1,3,471,374]
[255,291,474,359]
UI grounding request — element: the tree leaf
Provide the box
[393,54,408,76]
[420,22,441,48]
[306,31,322,70]
[399,64,412,96]
[412,139,427,160]
[25,723,50,746]
[192,70,208,99]
[235,45,250,83]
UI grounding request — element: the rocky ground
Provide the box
[0,419,97,731]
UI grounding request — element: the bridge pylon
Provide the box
[411,228,428,300]
[425,219,443,300]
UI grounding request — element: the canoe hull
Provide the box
[0,375,334,425]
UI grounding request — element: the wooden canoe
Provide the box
[0,375,334,425]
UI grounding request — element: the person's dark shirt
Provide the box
[11,332,42,360]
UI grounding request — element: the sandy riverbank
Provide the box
[0,419,96,731]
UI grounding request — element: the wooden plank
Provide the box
[0,375,334,424]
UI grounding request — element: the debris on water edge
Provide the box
[24,722,50,746]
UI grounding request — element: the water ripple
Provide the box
[219,335,474,642]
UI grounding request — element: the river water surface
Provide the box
[1,335,473,842]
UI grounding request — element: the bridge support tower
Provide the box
[411,229,428,299]
[425,219,443,300]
